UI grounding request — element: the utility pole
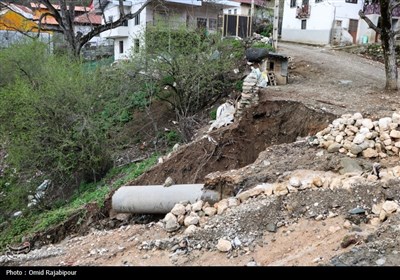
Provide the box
[272,0,279,50]
[250,0,254,35]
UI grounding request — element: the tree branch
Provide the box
[37,0,66,30]
[390,1,400,11]
[359,9,381,34]
[36,12,63,33]
[118,0,125,17]
[394,28,400,36]
[78,0,156,49]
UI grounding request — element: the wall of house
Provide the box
[358,14,379,44]
[281,0,363,45]
[224,6,246,16]
[103,0,225,60]
[281,1,333,45]
[223,4,270,18]
[0,9,53,49]
[335,2,363,22]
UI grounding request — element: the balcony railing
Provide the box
[146,19,218,32]
[364,4,400,17]
[101,26,129,38]
[296,4,311,19]
[146,19,191,29]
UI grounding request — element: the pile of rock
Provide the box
[235,70,260,119]
[315,112,400,158]
[162,198,241,234]
[162,165,400,234]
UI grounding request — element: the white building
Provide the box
[98,0,240,60]
[358,2,400,44]
[223,0,272,18]
[281,0,364,45]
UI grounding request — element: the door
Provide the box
[348,19,358,44]
[238,16,249,38]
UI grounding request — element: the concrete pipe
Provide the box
[112,184,220,214]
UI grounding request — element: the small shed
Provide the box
[264,52,289,85]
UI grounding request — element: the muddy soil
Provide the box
[132,100,335,185]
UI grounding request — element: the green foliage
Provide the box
[0,42,112,212]
[0,155,158,250]
[235,80,243,92]
[259,23,273,37]
[130,23,237,122]
[251,42,275,52]
[209,109,217,120]
[97,68,155,131]
[164,130,181,145]
[220,38,246,60]
[0,40,49,87]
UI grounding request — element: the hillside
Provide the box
[3,42,400,266]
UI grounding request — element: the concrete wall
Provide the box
[282,28,331,45]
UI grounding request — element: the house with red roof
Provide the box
[0,1,111,54]
[0,2,52,47]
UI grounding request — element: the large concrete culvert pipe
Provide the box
[112,184,221,214]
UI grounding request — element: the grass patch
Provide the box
[0,154,158,251]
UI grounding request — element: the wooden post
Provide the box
[273,0,279,50]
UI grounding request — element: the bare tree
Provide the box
[2,0,157,57]
[359,0,399,90]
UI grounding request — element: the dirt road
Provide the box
[267,43,398,119]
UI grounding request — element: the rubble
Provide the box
[315,112,400,158]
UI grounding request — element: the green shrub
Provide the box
[210,109,217,120]
[164,130,181,145]
[235,80,243,91]
[251,42,275,52]
[259,24,273,37]
[0,42,112,209]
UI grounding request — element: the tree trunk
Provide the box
[380,0,398,90]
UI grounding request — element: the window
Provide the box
[134,39,140,53]
[269,62,274,71]
[228,9,231,14]
[335,20,342,27]
[217,14,223,28]
[290,0,296,8]
[345,0,357,3]
[122,19,128,26]
[209,18,217,30]
[301,19,306,29]
[134,13,140,25]
[315,0,322,2]
[108,15,114,23]
[119,40,124,54]
[234,9,237,15]
[197,17,207,29]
